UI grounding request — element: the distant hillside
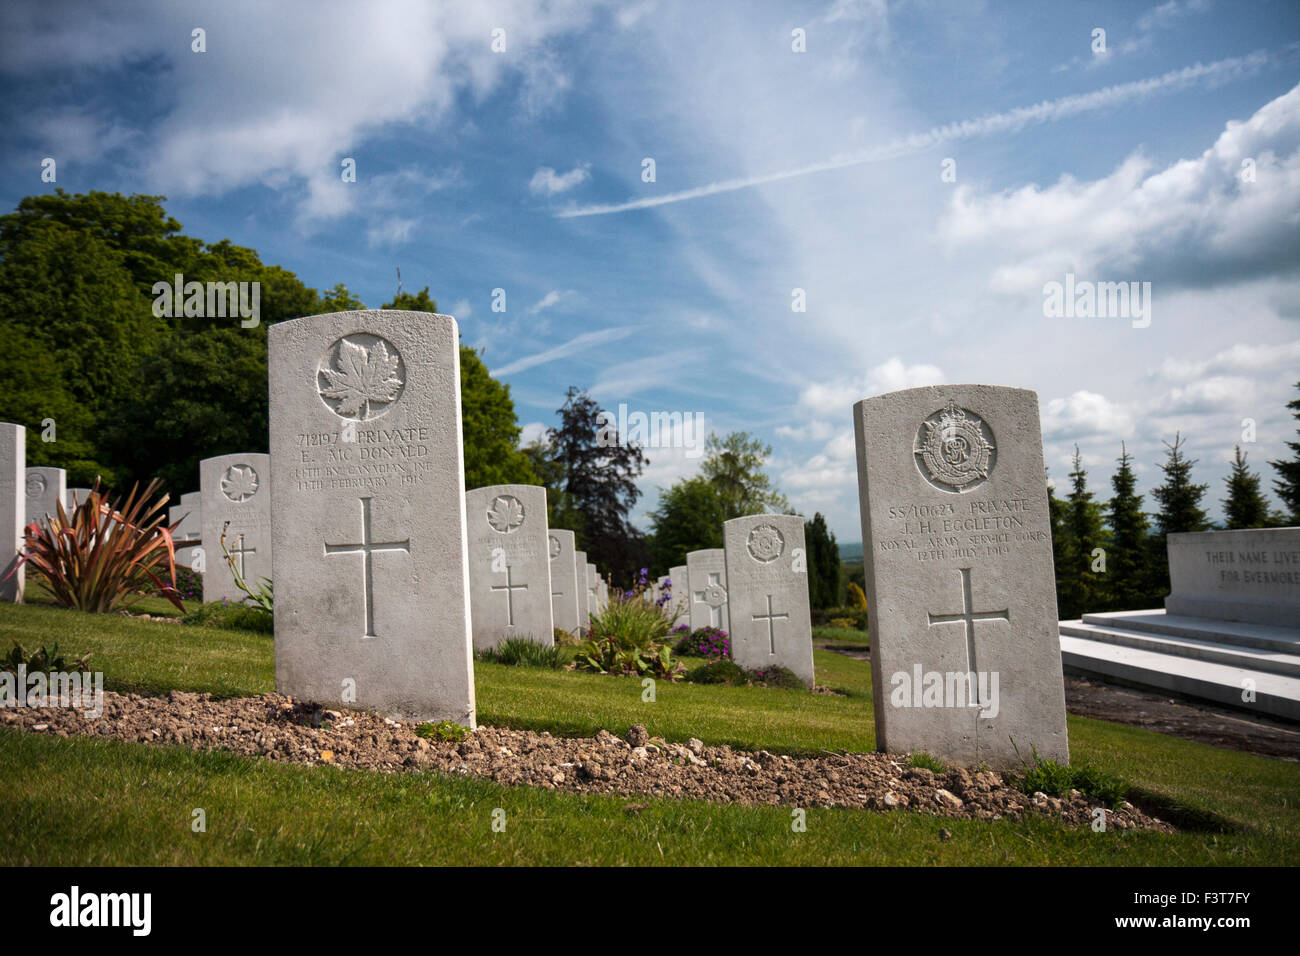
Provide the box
[838,541,863,564]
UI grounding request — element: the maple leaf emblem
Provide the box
[319,337,404,420]
[486,494,525,533]
[222,465,259,502]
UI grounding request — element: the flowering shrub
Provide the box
[674,625,731,660]
[575,573,683,680]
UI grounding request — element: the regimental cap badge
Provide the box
[914,400,996,493]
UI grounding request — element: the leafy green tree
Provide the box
[1223,446,1271,529]
[804,512,842,610]
[647,476,727,571]
[320,282,365,312]
[1270,382,1300,524]
[522,437,582,533]
[0,189,201,296]
[380,288,539,491]
[0,217,163,484]
[700,431,788,517]
[1104,443,1152,611]
[547,387,648,579]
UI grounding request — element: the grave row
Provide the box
[5,309,1201,769]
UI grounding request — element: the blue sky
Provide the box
[2,0,1298,540]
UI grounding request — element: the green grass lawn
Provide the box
[1,598,1297,865]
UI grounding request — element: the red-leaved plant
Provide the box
[12,478,185,613]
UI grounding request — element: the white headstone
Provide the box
[201,453,272,603]
[597,576,609,611]
[64,487,92,510]
[169,491,203,571]
[549,529,580,636]
[853,385,1069,769]
[687,548,729,631]
[466,484,554,650]
[1,424,24,603]
[170,491,202,540]
[586,563,601,620]
[724,515,815,687]
[25,467,65,528]
[269,310,475,724]
[668,564,690,623]
[574,550,590,632]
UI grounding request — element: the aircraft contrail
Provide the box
[555,50,1272,219]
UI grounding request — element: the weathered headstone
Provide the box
[854,385,1068,769]
[64,487,92,510]
[201,453,272,603]
[586,563,601,620]
[1165,527,1300,627]
[169,492,202,541]
[687,548,729,631]
[597,577,609,611]
[168,491,202,571]
[269,309,475,724]
[465,484,553,650]
[548,529,580,636]
[724,514,814,686]
[574,550,590,632]
[669,564,690,623]
[25,466,65,528]
[1,424,24,603]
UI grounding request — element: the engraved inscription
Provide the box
[25,473,45,498]
[876,496,1047,562]
[914,401,996,494]
[318,334,406,421]
[548,534,561,560]
[292,425,432,494]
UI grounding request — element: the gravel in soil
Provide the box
[1,690,1170,831]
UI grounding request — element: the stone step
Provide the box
[1080,609,1300,654]
[1060,620,1300,677]
[1059,634,1300,722]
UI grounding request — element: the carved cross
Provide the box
[324,497,410,640]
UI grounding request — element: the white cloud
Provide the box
[940,83,1300,293]
[529,163,591,196]
[365,217,416,246]
[796,358,946,416]
[1156,338,1300,382]
[1042,391,1136,440]
[775,420,835,442]
[519,421,547,446]
[526,289,577,314]
[557,51,1271,218]
[5,0,603,221]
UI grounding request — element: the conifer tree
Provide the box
[1223,445,1270,529]
[1270,382,1300,524]
[1105,443,1151,610]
